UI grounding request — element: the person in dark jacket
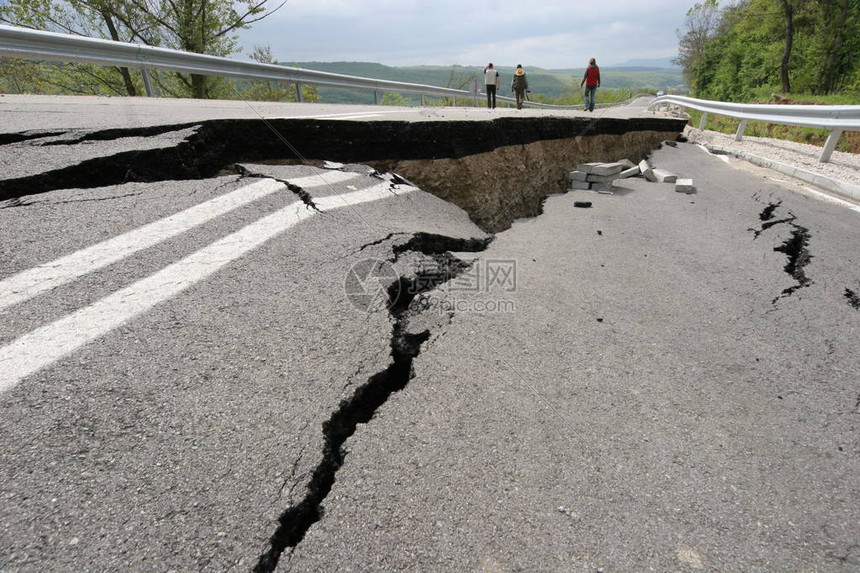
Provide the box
[580,57,600,112]
[511,64,529,110]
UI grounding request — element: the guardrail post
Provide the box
[420,93,426,107]
[734,120,747,141]
[819,128,843,163]
[373,90,379,105]
[140,67,155,97]
[698,112,708,130]
[472,79,479,107]
[295,82,304,103]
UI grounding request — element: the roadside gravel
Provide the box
[683,125,860,189]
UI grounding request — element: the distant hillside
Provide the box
[281,61,685,104]
[611,56,679,69]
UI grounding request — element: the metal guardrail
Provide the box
[0,24,580,110]
[648,94,860,163]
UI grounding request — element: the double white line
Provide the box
[0,172,416,392]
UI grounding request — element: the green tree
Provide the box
[0,0,288,98]
[241,49,320,103]
[813,0,859,93]
[675,0,722,93]
[380,92,411,106]
[678,0,860,99]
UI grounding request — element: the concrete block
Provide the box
[590,163,625,176]
[586,173,619,183]
[639,159,657,182]
[576,162,602,174]
[617,158,636,168]
[570,180,592,190]
[591,181,614,192]
[653,169,678,183]
[675,179,695,193]
[570,170,589,182]
[619,166,640,179]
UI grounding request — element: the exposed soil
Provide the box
[366,131,678,231]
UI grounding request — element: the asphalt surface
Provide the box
[283,143,860,571]
[1,97,858,571]
[0,163,489,570]
[0,94,655,132]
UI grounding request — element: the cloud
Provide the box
[238,0,700,68]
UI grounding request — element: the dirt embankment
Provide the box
[369,130,680,232]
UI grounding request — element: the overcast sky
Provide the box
[236,0,700,69]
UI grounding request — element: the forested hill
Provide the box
[283,61,684,103]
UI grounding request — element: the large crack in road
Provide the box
[255,233,492,572]
[751,201,814,303]
[0,117,683,231]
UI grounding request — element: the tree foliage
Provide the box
[240,46,320,103]
[676,0,860,100]
[0,0,287,98]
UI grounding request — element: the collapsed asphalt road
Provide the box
[283,143,860,572]
[1,111,858,571]
[0,161,494,570]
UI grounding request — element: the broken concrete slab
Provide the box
[639,159,658,182]
[591,181,614,192]
[675,178,695,193]
[589,163,625,176]
[575,162,602,174]
[570,180,592,190]
[653,169,678,183]
[619,165,640,179]
[570,171,589,182]
[585,173,619,183]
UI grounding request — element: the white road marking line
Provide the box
[802,187,860,213]
[0,171,362,311]
[0,181,416,393]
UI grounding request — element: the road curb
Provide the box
[702,144,860,203]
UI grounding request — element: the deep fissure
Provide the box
[254,233,491,572]
[750,204,814,302]
[772,223,813,302]
[759,200,782,221]
[0,130,67,145]
[36,124,199,146]
[845,288,860,310]
[0,116,684,231]
[235,166,320,211]
[751,202,795,239]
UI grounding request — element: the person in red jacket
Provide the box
[580,57,600,112]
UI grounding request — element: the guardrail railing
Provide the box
[0,24,580,110]
[648,94,860,163]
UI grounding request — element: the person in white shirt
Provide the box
[484,63,500,109]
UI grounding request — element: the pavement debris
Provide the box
[569,158,694,195]
[675,178,695,193]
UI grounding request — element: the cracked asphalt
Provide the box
[1,104,858,572]
[287,144,860,571]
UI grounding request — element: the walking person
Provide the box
[511,64,529,110]
[580,57,600,112]
[484,63,499,109]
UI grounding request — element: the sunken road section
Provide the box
[0,115,686,232]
